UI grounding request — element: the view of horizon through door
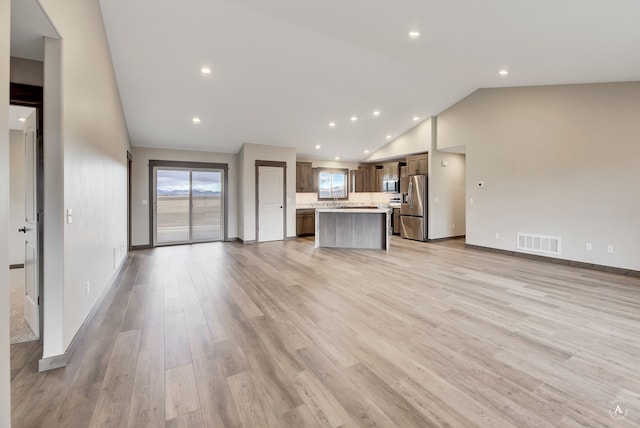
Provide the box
[154,166,224,245]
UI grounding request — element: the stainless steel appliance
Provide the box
[400,175,427,241]
[383,179,399,193]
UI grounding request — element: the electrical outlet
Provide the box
[495,232,500,239]
[607,245,614,254]
[451,223,455,230]
[586,243,592,251]
[469,197,474,204]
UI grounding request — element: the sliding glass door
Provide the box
[154,166,224,245]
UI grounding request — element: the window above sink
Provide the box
[318,168,348,200]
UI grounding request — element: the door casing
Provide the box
[10,83,44,341]
[148,160,229,246]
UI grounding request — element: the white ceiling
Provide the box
[97,1,640,161]
[10,0,59,61]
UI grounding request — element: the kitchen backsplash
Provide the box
[296,192,392,208]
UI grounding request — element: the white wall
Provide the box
[438,82,640,271]
[1,0,12,423]
[297,159,359,170]
[36,0,131,353]
[9,129,26,265]
[239,143,297,242]
[131,146,239,245]
[10,57,43,86]
[363,117,432,162]
[428,147,466,239]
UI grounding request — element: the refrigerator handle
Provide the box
[408,180,413,209]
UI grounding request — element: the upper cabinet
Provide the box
[406,153,428,175]
[350,166,369,193]
[296,161,314,192]
[383,162,400,181]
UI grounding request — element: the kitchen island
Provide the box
[315,208,392,251]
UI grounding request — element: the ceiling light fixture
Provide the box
[386,135,392,140]
[328,122,336,128]
[408,31,420,39]
[201,67,212,75]
[315,144,321,150]
[413,116,420,121]
[335,156,340,161]
[373,110,381,117]
[364,149,370,154]
[18,117,26,122]
[192,117,201,124]
[498,69,509,76]
[350,116,358,122]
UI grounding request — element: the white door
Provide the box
[258,166,284,242]
[23,111,39,337]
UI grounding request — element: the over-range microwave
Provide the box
[383,179,399,193]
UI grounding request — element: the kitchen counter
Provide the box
[315,207,391,251]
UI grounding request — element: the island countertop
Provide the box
[315,208,391,251]
[315,207,391,214]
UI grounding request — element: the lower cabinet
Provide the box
[392,208,400,235]
[296,209,316,236]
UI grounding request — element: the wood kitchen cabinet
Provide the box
[312,167,319,192]
[392,208,400,235]
[350,166,370,192]
[296,162,314,192]
[406,153,428,175]
[383,162,400,180]
[376,168,385,192]
[296,209,316,236]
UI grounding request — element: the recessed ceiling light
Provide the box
[373,110,381,117]
[413,116,420,121]
[335,156,340,161]
[408,31,420,39]
[498,69,509,76]
[200,67,212,75]
[18,117,26,122]
[315,144,321,150]
[350,116,358,122]
[386,135,392,140]
[192,117,201,124]
[328,122,336,128]
[364,149,370,154]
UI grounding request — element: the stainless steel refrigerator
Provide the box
[400,175,427,241]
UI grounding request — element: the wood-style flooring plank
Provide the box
[165,363,201,422]
[88,329,141,427]
[9,237,640,428]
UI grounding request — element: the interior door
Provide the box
[258,166,284,242]
[23,111,39,337]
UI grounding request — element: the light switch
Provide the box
[141,199,148,205]
[67,208,73,224]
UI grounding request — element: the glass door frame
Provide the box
[149,160,228,247]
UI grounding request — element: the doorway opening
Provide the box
[9,85,43,344]
[149,160,228,246]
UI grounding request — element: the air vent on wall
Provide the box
[517,233,561,256]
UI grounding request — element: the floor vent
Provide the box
[517,233,561,255]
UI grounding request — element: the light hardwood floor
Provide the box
[10,237,640,427]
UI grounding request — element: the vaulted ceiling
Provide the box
[95,1,640,160]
